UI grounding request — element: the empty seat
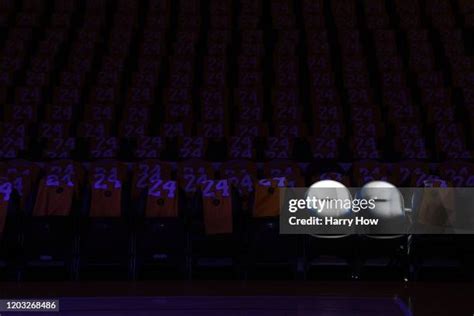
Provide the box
[304,180,358,279]
[355,181,411,280]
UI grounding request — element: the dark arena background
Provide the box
[0,0,473,315]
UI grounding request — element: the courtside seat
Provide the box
[0,174,20,281]
[78,161,133,280]
[134,178,187,280]
[22,161,83,280]
[304,180,358,280]
[188,179,243,279]
[246,177,299,279]
[410,177,469,280]
[132,160,187,278]
[355,181,411,281]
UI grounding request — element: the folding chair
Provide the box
[355,181,411,281]
[304,180,358,280]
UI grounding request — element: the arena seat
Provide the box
[0,0,473,283]
[355,181,411,281]
[0,168,19,280]
[246,175,299,279]
[22,161,83,280]
[78,161,133,280]
[188,179,243,278]
[304,180,358,279]
[134,178,186,279]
